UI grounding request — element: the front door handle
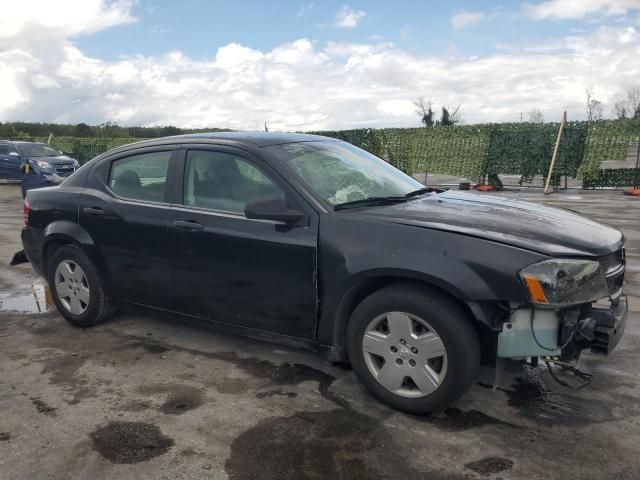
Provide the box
[83,207,104,216]
[172,220,204,231]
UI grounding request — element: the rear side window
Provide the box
[183,150,283,214]
[109,151,171,202]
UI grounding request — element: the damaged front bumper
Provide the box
[497,295,628,360]
[584,296,627,355]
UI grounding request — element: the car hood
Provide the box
[361,190,623,257]
[27,155,76,165]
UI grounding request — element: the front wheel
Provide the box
[346,284,480,414]
[47,244,117,327]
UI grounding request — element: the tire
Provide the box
[346,283,480,414]
[47,244,117,327]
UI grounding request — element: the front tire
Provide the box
[346,284,480,414]
[47,244,117,327]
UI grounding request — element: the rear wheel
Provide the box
[47,244,117,327]
[347,284,480,414]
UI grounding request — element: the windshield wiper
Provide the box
[334,196,409,211]
[403,187,443,198]
[334,188,444,211]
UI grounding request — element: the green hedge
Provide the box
[10,118,639,185]
[484,122,589,183]
[32,136,145,164]
[314,126,490,180]
[583,168,640,188]
[315,119,640,185]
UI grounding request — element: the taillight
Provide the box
[23,199,30,226]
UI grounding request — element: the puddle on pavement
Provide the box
[465,457,514,476]
[225,408,465,480]
[0,282,53,314]
[89,421,175,464]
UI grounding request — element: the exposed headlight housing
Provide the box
[519,259,608,307]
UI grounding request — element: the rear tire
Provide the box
[346,283,480,414]
[47,244,117,327]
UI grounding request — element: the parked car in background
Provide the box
[0,140,79,197]
[16,132,627,413]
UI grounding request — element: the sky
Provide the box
[0,0,639,130]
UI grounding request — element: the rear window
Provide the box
[108,151,171,202]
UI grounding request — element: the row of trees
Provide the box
[414,86,640,127]
[413,98,462,127]
[0,121,230,139]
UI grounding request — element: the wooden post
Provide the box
[47,132,53,145]
[544,111,567,194]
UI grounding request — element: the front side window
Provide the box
[109,151,171,202]
[266,141,423,205]
[183,150,284,215]
[0,145,18,155]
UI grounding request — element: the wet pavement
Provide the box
[0,183,639,479]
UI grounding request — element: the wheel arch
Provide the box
[41,221,98,278]
[323,270,487,363]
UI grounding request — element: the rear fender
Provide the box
[41,221,112,288]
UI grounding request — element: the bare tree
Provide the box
[614,101,627,119]
[585,87,603,121]
[528,108,544,123]
[628,87,640,118]
[446,103,463,125]
[414,97,434,127]
[613,87,640,119]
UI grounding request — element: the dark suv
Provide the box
[17,132,628,413]
[0,140,79,196]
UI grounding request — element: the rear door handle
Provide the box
[172,220,204,231]
[83,207,104,216]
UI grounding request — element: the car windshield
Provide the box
[267,141,423,206]
[18,143,62,157]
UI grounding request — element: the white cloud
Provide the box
[296,2,314,17]
[334,5,366,28]
[451,11,486,30]
[523,0,640,20]
[1,2,640,129]
[0,0,136,38]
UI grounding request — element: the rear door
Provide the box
[168,145,319,339]
[79,146,178,308]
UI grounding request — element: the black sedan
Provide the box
[18,132,627,413]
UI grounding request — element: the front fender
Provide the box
[315,215,548,358]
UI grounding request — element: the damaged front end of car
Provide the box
[496,248,627,370]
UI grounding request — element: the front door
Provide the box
[0,145,22,179]
[169,146,318,339]
[79,147,177,308]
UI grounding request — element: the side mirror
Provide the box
[245,196,305,224]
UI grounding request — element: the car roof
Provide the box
[163,131,333,147]
[92,131,340,160]
[0,140,48,146]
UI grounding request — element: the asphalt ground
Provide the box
[1,182,639,480]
